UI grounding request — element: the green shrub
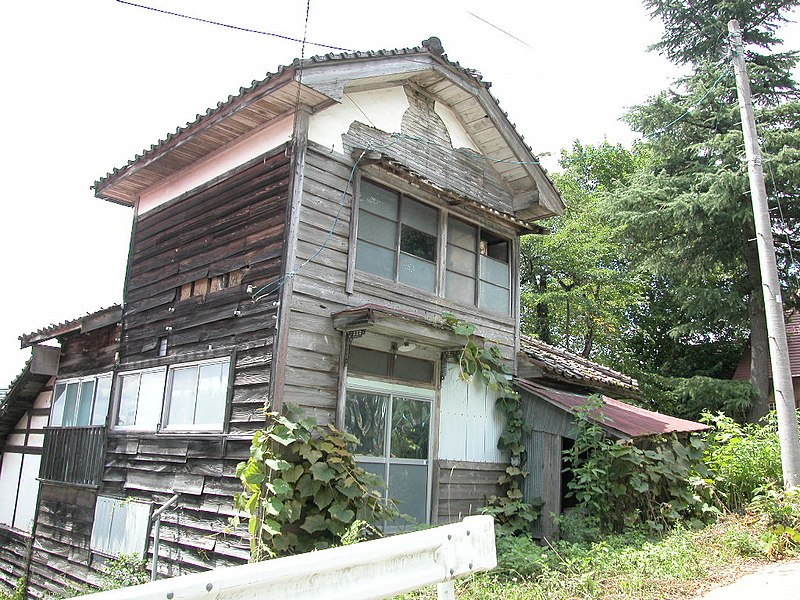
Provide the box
[639,374,756,423]
[99,554,149,590]
[0,578,26,600]
[702,412,783,510]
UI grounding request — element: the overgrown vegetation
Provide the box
[98,554,149,591]
[234,403,395,560]
[442,313,540,533]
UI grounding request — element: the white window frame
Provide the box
[50,372,114,428]
[112,357,231,433]
[345,377,434,528]
[90,496,151,558]
[161,357,231,433]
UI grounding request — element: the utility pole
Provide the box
[728,19,800,488]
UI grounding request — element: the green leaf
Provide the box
[310,462,336,483]
[314,485,334,510]
[329,502,355,523]
[300,513,329,534]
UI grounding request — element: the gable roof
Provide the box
[519,336,639,397]
[516,379,709,439]
[93,37,562,219]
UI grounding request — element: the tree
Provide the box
[520,142,645,363]
[606,0,800,419]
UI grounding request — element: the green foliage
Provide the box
[99,554,148,591]
[441,314,539,533]
[748,485,800,558]
[520,142,646,363]
[701,412,783,510]
[564,396,716,532]
[638,373,757,422]
[0,578,26,600]
[234,403,396,560]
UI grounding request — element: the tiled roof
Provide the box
[516,379,709,438]
[519,336,639,395]
[733,310,800,380]
[19,305,122,348]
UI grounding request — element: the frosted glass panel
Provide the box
[399,253,435,292]
[167,366,198,426]
[401,197,437,236]
[388,464,428,526]
[194,362,229,426]
[447,218,477,250]
[445,270,476,302]
[90,496,115,554]
[446,245,476,276]
[136,371,165,429]
[357,211,397,249]
[479,281,510,314]
[356,240,395,280]
[480,255,510,287]
[360,181,398,219]
[116,374,140,427]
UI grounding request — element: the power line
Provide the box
[115,0,353,52]
[463,10,535,50]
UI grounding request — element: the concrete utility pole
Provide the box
[728,19,800,488]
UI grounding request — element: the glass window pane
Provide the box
[400,225,436,262]
[360,180,399,219]
[136,371,165,429]
[194,362,229,426]
[390,398,430,459]
[348,347,390,377]
[401,197,437,236]
[356,240,395,280]
[62,382,79,427]
[399,253,436,292]
[167,366,198,427]
[91,376,112,426]
[387,463,428,526]
[345,391,387,457]
[447,218,477,250]
[357,211,397,249]
[51,383,67,426]
[394,356,434,384]
[480,255,511,287]
[479,281,511,314]
[116,374,140,427]
[445,270,476,303]
[446,245,476,276]
[76,380,95,426]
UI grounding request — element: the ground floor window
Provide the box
[345,377,433,527]
[90,496,151,557]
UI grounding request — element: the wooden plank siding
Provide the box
[57,323,120,379]
[433,460,504,525]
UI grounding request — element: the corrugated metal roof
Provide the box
[519,336,639,394]
[732,310,800,380]
[516,379,710,438]
[19,305,122,348]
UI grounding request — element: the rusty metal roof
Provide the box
[19,305,122,348]
[519,336,639,395]
[516,379,710,438]
[733,310,800,380]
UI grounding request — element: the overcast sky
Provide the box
[1,0,798,386]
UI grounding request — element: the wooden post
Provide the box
[729,19,800,488]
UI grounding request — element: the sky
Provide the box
[0,0,798,386]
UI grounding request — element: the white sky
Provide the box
[0,0,798,386]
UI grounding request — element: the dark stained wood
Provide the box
[435,460,504,525]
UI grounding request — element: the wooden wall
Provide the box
[433,460,505,525]
[58,323,120,379]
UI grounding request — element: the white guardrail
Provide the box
[79,515,496,600]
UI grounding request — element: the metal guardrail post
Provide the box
[150,494,180,582]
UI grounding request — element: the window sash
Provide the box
[51,374,113,427]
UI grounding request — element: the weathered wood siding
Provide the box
[58,323,120,379]
[281,143,519,420]
[0,528,28,595]
[433,460,504,525]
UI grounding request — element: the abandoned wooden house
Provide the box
[0,36,699,596]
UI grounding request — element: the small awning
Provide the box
[516,379,710,439]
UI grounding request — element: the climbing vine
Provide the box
[233,403,396,560]
[442,313,541,533]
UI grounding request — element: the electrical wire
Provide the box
[115,0,353,52]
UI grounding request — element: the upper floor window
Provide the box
[355,180,511,314]
[114,357,231,432]
[51,374,113,427]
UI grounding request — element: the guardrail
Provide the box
[79,515,496,599]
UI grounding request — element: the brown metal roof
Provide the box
[733,310,800,380]
[19,305,122,348]
[93,38,561,215]
[516,379,710,438]
[519,336,639,395]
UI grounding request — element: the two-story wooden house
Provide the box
[0,37,565,596]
